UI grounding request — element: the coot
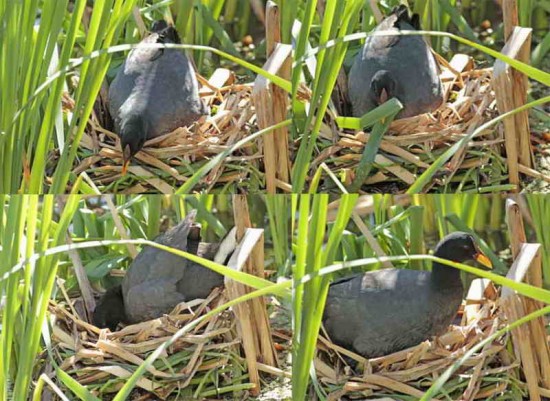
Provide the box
[347,5,443,119]
[92,211,223,330]
[108,20,209,174]
[323,232,492,358]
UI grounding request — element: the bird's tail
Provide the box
[392,5,421,30]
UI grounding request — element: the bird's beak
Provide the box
[474,252,492,269]
[121,145,132,175]
[379,88,389,104]
[121,160,130,176]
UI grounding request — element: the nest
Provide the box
[68,52,518,193]
[74,71,259,193]
[315,282,536,401]
[319,56,504,192]
[49,287,290,400]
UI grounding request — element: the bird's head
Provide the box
[434,232,492,268]
[370,70,397,106]
[120,115,148,175]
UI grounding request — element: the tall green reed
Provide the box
[0,195,80,400]
[526,195,550,288]
[291,194,358,400]
[0,0,137,194]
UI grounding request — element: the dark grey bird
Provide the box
[348,5,444,119]
[92,211,224,331]
[108,20,209,174]
[323,232,492,358]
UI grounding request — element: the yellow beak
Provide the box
[121,144,132,175]
[121,159,130,176]
[474,252,492,269]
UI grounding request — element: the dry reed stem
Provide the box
[233,197,279,367]
[505,199,550,389]
[223,217,277,396]
[493,27,533,190]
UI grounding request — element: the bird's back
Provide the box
[108,31,208,138]
[122,215,193,291]
[324,268,462,358]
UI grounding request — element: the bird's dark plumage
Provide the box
[323,232,491,358]
[348,5,443,119]
[92,285,126,331]
[92,211,224,330]
[108,20,209,171]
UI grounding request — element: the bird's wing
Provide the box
[367,14,401,50]
[324,269,435,357]
[367,6,421,51]
[108,30,168,117]
[140,50,207,136]
[176,242,223,300]
[124,279,185,322]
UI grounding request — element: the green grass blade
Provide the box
[55,369,101,401]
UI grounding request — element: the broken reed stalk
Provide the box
[63,234,96,323]
[232,195,278,367]
[504,199,550,393]
[252,0,291,193]
[501,243,543,401]
[225,197,278,395]
[492,26,533,191]
[502,0,519,41]
[224,229,264,396]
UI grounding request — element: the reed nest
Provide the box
[68,52,522,193]
[74,70,258,193]
[48,287,290,400]
[314,282,546,401]
[321,58,502,193]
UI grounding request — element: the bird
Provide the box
[347,5,444,119]
[108,20,209,174]
[92,211,224,331]
[322,232,492,358]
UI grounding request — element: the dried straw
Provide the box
[65,55,548,192]
[49,287,288,400]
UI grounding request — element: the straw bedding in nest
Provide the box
[69,53,517,193]
[49,287,289,400]
[315,285,531,401]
